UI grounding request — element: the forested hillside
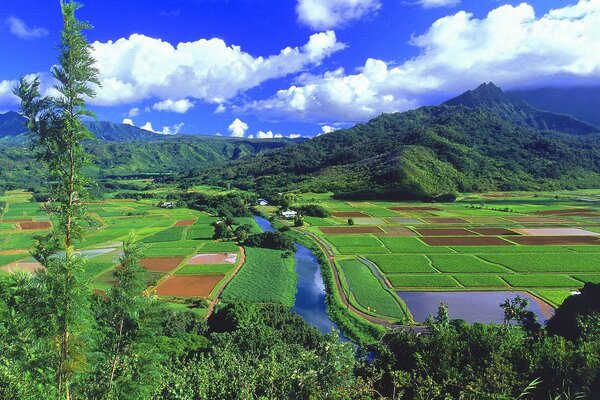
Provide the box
[195,84,600,199]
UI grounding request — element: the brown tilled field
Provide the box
[423,218,468,224]
[140,257,186,272]
[536,209,599,216]
[187,253,238,265]
[155,275,224,297]
[469,227,520,236]
[19,221,52,230]
[415,228,478,236]
[1,261,45,273]
[174,219,197,226]
[319,226,383,235]
[507,217,569,223]
[513,228,597,236]
[421,236,513,246]
[331,211,369,218]
[379,226,417,236]
[509,236,600,245]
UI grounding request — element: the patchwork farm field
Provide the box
[0,190,247,310]
[291,191,600,315]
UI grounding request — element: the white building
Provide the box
[281,210,297,219]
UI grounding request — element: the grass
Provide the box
[453,275,508,287]
[501,275,582,288]
[141,226,187,243]
[450,246,574,254]
[534,289,574,306]
[304,217,336,227]
[338,260,407,320]
[83,261,115,280]
[387,274,459,288]
[572,275,600,284]
[428,255,508,273]
[0,253,29,267]
[175,264,234,276]
[201,241,239,253]
[220,247,296,307]
[366,254,435,273]
[186,225,215,240]
[325,235,384,248]
[480,253,600,273]
[378,237,452,253]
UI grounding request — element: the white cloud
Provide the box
[127,107,140,117]
[288,133,302,139]
[416,0,460,9]
[152,98,194,113]
[141,122,155,132]
[140,121,183,135]
[6,16,48,40]
[256,130,284,139]
[0,79,19,109]
[248,0,600,123]
[122,118,134,126]
[88,31,344,106]
[297,0,381,29]
[321,125,336,133]
[228,118,249,137]
[214,104,227,114]
[160,122,184,135]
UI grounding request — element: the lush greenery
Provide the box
[220,247,297,307]
[194,83,600,199]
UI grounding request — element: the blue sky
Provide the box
[0,0,597,138]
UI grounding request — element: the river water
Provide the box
[253,216,345,337]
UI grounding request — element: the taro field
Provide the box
[287,191,600,321]
[0,190,259,315]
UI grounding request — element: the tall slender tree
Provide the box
[14,1,99,398]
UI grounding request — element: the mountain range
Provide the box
[2,83,600,199]
[194,83,600,199]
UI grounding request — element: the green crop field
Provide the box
[338,259,407,320]
[220,247,297,307]
[378,237,452,254]
[501,275,582,288]
[428,255,508,273]
[452,274,508,287]
[141,226,187,243]
[200,241,240,253]
[366,254,435,273]
[325,235,384,248]
[480,253,600,273]
[387,274,459,288]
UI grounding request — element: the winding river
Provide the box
[253,216,346,338]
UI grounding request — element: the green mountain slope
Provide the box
[0,136,292,189]
[195,84,600,199]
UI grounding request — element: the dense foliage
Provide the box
[244,231,296,254]
[193,84,600,199]
[295,204,331,217]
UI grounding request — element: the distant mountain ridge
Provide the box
[195,83,600,199]
[445,83,599,136]
[0,111,162,142]
[510,86,600,128]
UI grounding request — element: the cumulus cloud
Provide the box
[0,79,19,109]
[214,104,227,114]
[248,0,600,123]
[256,130,283,139]
[6,16,48,40]
[88,31,344,106]
[140,121,184,135]
[288,133,302,139]
[228,118,249,137]
[140,122,155,132]
[122,118,134,126]
[321,125,336,134]
[416,0,460,9]
[296,0,381,29]
[127,107,140,117]
[152,98,194,113]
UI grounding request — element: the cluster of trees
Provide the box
[244,231,296,256]
[178,191,255,218]
[295,204,331,217]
